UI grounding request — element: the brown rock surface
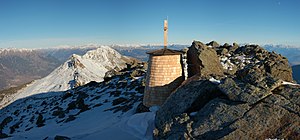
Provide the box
[187,41,224,78]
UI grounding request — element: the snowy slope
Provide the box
[0,64,155,139]
[0,46,133,109]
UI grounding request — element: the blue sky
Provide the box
[0,0,299,48]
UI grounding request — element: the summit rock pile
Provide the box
[154,41,299,139]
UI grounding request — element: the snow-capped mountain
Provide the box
[0,46,135,109]
[0,63,155,139]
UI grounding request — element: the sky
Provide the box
[0,0,299,48]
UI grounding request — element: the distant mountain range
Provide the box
[0,44,186,91]
[0,49,60,91]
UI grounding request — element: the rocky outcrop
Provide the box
[155,79,300,139]
[206,41,220,48]
[154,41,299,139]
[187,41,224,78]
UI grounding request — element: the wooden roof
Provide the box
[146,48,183,56]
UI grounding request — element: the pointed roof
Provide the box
[146,48,183,56]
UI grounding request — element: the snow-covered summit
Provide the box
[0,46,134,109]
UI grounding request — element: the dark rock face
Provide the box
[154,41,299,139]
[54,135,71,140]
[187,41,224,78]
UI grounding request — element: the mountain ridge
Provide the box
[0,46,136,109]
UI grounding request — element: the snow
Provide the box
[0,62,154,140]
[189,112,197,116]
[0,46,130,109]
[2,104,152,140]
[282,81,299,86]
[149,106,160,112]
[209,77,221,84]
[1,91,154,140]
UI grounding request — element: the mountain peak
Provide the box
[0,46,136,109]
[68,54,85,69]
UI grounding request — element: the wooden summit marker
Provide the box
[143,19,184,107]
[164,19,168,49]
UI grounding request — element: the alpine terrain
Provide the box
[0,62,156,139]
[0,41,299,140]
[0,46,135,109]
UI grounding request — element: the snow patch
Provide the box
[209,77,221,84]
[282,81,299,86]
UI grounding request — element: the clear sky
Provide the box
[0,0,299,48]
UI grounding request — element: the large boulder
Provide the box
[155,80,222,130]
[264,52,293,82]
[187,41,224,78]
[154,78,300,139]
[154,41,298,139]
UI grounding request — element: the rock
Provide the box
[84,81,99,87]
[155,82,300,139]
[112,97,128,106]
[264,52,293,82]
[192,98,250,139]
[218,48,228,55]
[220,85,300,139]
[187,41,224,78]
[0,116,13,130]
[130,69,145,78]
[231,44,293,82]
[66,97,89,113]
[222,43,231,49]
[135,103,150,113]
[155,80,223,138]
[229,42,239,52]
[61,92,73,101]
[104,69,118,82]
[206,41,220,48]
[0,132,10,138]
[36,114,45,127]
[218,76,282,105]
[54,135,71,140]
[77,98,89,112]
[154,41,298,139]
[52,107,65,118]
